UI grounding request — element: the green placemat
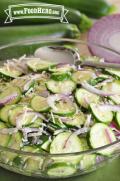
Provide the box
[0,157,120,181]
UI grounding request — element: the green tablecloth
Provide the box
[0,157,120,181]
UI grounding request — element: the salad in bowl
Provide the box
[0,38,120,178]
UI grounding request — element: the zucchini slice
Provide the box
[10,78,35,93]
[102,80,120,104]
[79,138,96,170]
[0,133,11,147]
[31,95,50,112]
[47,162,76,177]
[8,132,22,150]
[13,145,43,169]
[50,131,83,154]
[0,66,22,79]
[9,105,43,127]
[52,98,76,116]
[0,82,7,92]
[2,132,23,162]
[21,146,44,171]
[80,154,96,170]
[24,157,43,172]
[60,112,86,127]
[8,105,25,126]
[21,145,42,160]
[0,104,15,123]
[46,79,76,94]
[0,123,11,147]
[90,123,116,155]
[105,68,120,79]
[27,58,55,72]
[75,88,100,108]
[0,86,21,106]
[116,112,120,127]
[0,122,6,129]
[90,103,113,124]
[72,70,95,84]
[50,132,83,164]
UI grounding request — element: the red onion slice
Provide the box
[81,81,115,96]
[105,128,113,143]
[84,114,92,127]
[0,93,18,107]
[98,104,120,112]
[88,14,120,63]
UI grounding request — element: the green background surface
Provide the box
[0,157,120,181]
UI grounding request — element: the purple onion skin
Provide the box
[88,14,120,63]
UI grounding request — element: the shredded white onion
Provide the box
[28,131,43,137]
[84,114,92,127]
[4,55,28,74]
[47,94,60,111]
[16,107,32,129]
[74,127,89,135]
[23,80,33,91]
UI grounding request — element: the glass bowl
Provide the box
[0,38,120,179]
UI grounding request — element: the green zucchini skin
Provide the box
[0,24,80,46]
[40,0,116,18]
[116,112,120,128]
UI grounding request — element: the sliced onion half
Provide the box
[88,14,120,63]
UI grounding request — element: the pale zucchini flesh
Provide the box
[102,80,120,104]
[75,88,100,108]
[47,162,76,177]
[0,86,21,106]
[52,99,76,116]
[90,103,113,123]
[27,58,55,72]
[31,95,50,112]
[46,79,76,94]
[90,123,116,155]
